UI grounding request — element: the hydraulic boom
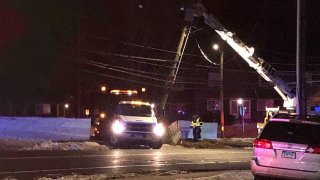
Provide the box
[185,3,296,110]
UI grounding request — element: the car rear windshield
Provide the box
[259,121,320,145]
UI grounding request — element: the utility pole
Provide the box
[161,26,191,115]
[219,51,225,137]
[213,44,225,137]
[76,26,82,118]
[296,0,307,116]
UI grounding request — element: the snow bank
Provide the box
[0,116,91,141]
[36,170,253,180]
[0,138,108,151]
[0,138,188,151]
[177,170,253,180]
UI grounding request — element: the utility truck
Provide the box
[93,90,164,149]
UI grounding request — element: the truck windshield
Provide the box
[118,104,152,117]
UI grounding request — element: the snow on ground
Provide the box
[0,138,253,151]
[222,138,255,143]
[0,139,254,179]
[0,138,109,151]
[35,170,253,180]
[176,170,253,180]
[0,138,184,151]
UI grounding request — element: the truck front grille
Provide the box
[126,123,153,132]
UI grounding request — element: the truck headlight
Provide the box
[153,123,165,136]
[112,120,124,134]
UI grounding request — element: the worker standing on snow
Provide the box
[190,114,202,141]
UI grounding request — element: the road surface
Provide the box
[0,147,252,179]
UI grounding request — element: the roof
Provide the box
[270,113,320,125]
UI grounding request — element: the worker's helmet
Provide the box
[192,114,199,118]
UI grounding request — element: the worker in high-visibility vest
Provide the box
[190,114,202,141]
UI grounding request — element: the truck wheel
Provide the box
[109,135,119,149]
[150,140,163,149]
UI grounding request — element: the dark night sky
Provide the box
[1,0,320,105]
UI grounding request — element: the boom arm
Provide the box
[185,3,296,110]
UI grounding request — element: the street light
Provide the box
[64,103,69,117]
[101,85,107,92]
[237,98,245,138]
[237,98,243,105]
[213,44,219,51]
[213,43,225,138]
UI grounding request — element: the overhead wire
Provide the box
[84,62,168,82]
[77,60,213,85]
[84,48,274,73]
[84,49,175,63]
[85,48,219,70]
[82,68,280,87]
[81,69,169,88]
[81,67,210,86]
[74,58,213,84]
[88,60,170,78]
[90,35,204,58]
[192,31,220,66]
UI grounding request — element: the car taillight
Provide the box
[254,138,273,149]
[305,146,320,154]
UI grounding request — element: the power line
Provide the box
[89,35,205,58]
[192,31,220,65]
[83,49,318,78]
[81,69,167,88]
[85,49,175,63]
[79,49,278,73]
[85,49,217,70]
[86,61,211,84]
[88,60,169,78]
[81,69,206,89]
[85,62,168,82]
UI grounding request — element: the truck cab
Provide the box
[105,100,165,149]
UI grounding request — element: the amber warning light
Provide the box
[110,90,138,96]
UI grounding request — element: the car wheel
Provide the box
[150,140,163,149]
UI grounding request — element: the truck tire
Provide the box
[109,134,119,148]
[150,140,163,149]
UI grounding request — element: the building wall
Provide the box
[206,98,283,124]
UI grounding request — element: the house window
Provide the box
[257,100,274,111]
[207,99,221,110]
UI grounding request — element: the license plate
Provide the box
[282,151,296,159]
